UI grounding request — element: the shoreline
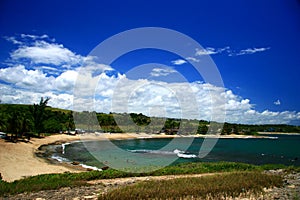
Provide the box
[0,132,294,182]
[258,132,300,135]
[0,134,85,182]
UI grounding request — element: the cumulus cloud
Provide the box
[0,83,74,110]
[55,70,78,92]
[0,34,298,125]
[6,35,113,76]
[1,66,299,124]
[11,40,82,66]
[0,65,55,92]
[78,73,300,124]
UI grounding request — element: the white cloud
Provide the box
[1,34,298,125]
[7,35,113,76]
[20,33,50,40]
[1,68,299,124]
[190,46,270,58]
[235,47,270,56]
[150,67,177,77]
[0,65,55,92]
[37,66,59,71]
[195,47,219,56]
[55,70,78,92]
[11,40,82,66]
[186,57,200,63]
[274,99,281,105]
[0,83,74,110]
[4,36,23,45]
[171,59,187,65]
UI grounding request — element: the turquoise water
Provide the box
[54,134,300,169]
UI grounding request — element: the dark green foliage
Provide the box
[0,102,75,136]
[197,124,208,134]
[30,97,50,136]
[99,171,283,200]
[0,103,299,136]
[0,172,89,196]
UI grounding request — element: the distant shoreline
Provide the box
[76,132,280,140]
[258,132,300,135]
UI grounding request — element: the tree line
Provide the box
[0,98,299,142]
[0,98,74,141]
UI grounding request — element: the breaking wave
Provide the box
[128,148,197,159]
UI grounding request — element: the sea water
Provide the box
[51,134,300,169]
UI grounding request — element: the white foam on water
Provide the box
[128,148,197,159]
[51,155,70,162]
[61,142,71,154]
[51,155,102,171]
[177,153,197,158]
[79,163,103,171]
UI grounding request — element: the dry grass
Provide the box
[98,171,283,200]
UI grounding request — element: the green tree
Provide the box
[44,118,62,133]
[7,112,22,141]
[31,97,50,137]
[0,113,8,131]
[197,125,208,135]
[66,111,75,132]
[7,111,31,141]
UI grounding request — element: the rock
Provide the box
[72,161,80,165]
[83,195,97,199]
[101,166,109,170]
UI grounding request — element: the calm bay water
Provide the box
[52,134,300,169]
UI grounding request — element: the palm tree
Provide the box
[8,111,23,142]
[31,97,50,137]
[0,113,7,131]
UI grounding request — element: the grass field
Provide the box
[98,171,283,200]
[0,162,297,197]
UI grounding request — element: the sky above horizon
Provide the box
[0,0,300,125]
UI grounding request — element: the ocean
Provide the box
[49,134,300,171]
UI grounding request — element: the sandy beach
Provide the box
[0,132,279,182]
[0,134,82,182]
[258,132,300,135]
[0,133,175,182]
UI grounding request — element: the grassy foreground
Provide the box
[99,171,283,200]
[0,162,296,197]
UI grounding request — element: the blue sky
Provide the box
[0,0,300,125]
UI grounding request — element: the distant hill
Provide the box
[0,104,299,135]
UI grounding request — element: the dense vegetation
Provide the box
[0,99,75,141]
[0,161,293,197]
[0,99,299,141]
